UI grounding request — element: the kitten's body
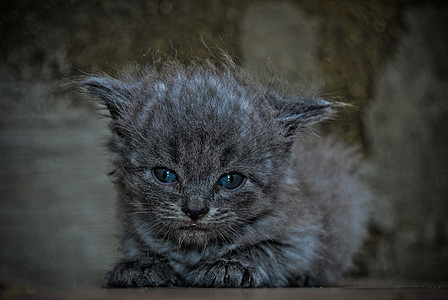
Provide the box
[78,55,369,287]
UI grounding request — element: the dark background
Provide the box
[1,0,447,290]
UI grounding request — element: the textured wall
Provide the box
[364,7,448,280]
[0,0,447,290]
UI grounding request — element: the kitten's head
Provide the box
[77,57,337,247]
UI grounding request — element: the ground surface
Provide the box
[2,287,448,300]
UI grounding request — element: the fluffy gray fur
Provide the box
[77,55,369,288]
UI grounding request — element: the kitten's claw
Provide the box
[190,259,265,288]
[105,260,178,288]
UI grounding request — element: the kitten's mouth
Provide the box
[180,222,207,231]
[176,222,211,245]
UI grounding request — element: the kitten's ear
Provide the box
[77,76,132,119]
[269,93,342,135]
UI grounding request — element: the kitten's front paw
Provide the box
[190,259,265,288]
[105,259,178,288]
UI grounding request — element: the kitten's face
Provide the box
[117,72,284,246]
[79,59,335,247]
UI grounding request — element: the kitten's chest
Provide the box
[167,245,229,264]
[158,242,233,274]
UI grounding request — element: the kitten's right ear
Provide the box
[76,76,132,119]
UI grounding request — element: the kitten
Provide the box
[77,54,369,288]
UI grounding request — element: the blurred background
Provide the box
[1,0,447,291]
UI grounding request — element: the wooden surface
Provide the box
[2,279,448,300]
[3,287,448,300]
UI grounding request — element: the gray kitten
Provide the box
[77,55,369,288]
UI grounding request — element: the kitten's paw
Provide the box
[190,259,264,288]
[105,259,179,288]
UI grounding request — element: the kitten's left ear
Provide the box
[76,76,133,119]
[269,94,343,135]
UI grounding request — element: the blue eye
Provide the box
[218,173,246,191]
[152,168,177,184]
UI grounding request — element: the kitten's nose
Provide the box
[182,206,209,221]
